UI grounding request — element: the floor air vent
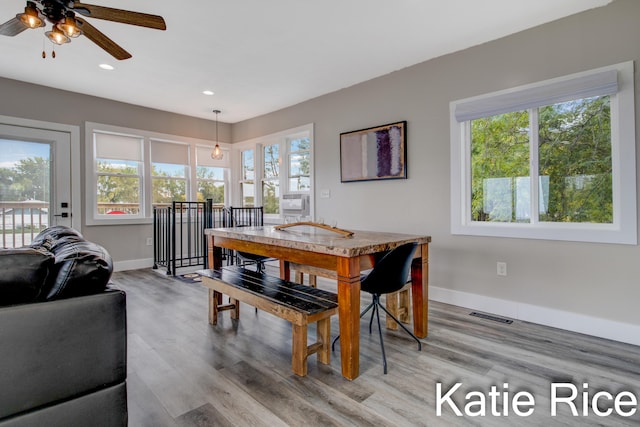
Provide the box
[469,311,513,324]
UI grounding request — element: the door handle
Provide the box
[54,213,69,218]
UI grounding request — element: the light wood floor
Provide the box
[111,268,640,426]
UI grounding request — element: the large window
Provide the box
[288,136,311,192]
[94,132,143,216]
[86,123,230,225]
[262,143,280,214]
[151,140,189,205]
[450,62,636,244]
[234,124,313,221]
[240,149,255,207]
[196,146,226,205]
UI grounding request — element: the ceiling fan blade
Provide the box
[0,17,29,37]
[76,17,132,60]
[73,3,166,30]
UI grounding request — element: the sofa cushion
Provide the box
[30,225,84,253]
[45,240,113,300]
[0,248,54,306]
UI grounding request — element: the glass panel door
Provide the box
[0,125,71,247]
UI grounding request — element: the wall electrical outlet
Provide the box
[146,238,153,246]
[497,262,507,277]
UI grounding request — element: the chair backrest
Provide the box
[361,242,417,295]
[229,207,264,227]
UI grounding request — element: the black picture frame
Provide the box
[339,121,407,183]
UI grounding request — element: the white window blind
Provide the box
[196,145,230,168]
[454,69,619,122]
[151,140,189,165]
[95,132,143,161]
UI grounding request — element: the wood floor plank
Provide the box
[220,360,347,426]
[111,269,640,427]
[126,372,179,427]
[175,403,233,427]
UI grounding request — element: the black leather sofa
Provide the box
[0,226,127,427]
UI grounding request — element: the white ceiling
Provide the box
[0,0,612,123]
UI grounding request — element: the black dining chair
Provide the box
[228,206,273,272]
[332,242,421,374]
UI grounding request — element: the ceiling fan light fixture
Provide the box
[57,14,82,38]
[45,26,70,45]
[18,2,45,29]
[211,109,224,160]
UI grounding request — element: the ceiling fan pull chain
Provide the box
[42,32,45,58]
[52,47,56,59]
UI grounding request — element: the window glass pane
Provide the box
[97,175,140,214]
[263,144,279,179]
[196,166,224,181]
[290,137,310,152]
[197,181,224,204]
[288,152,309,176]
[471,111,530,222]
[152,178,186,204]
[152,162,186,178]
[263,180,279,214]
[538,96,612,223]
[0,140,50,202]
[288,152,310,192]
[97,159,139,174]
[242,150,254,180]
[289,177,310,192]
[241,182,255,207]
[96,158,141,215]
[196,166,224,204]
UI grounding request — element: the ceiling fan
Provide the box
[0,0,166,60]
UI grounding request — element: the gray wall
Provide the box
[0,78,231,263]
[0,0,638,340]
[232,0,640,334]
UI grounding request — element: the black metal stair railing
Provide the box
[153,199,229,276]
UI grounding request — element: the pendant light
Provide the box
[211,109,223,160]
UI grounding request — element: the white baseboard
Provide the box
[430,286,640,347]
[113,258,154,272]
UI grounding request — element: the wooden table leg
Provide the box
[411,243,429,338]
[207,235,222,270]
[386,292,399,330]
[207,235,214,269]
[336,256,361,380]
[280,259,291,281]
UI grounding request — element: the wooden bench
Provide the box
[198,266,338,377]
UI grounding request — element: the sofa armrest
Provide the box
[0,289,126,422]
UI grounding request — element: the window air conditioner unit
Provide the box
[281,194,310,219]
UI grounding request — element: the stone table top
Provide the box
[205,226,431,257]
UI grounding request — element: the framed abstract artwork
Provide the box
[340,121,407,182]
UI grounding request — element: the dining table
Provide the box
[205,224,431,380]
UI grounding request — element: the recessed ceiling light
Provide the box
[99,63,114,70]
[203,90,215,96]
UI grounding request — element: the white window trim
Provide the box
[85,122,230,225]
[233,123,314,223]
[449,61,636,244]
